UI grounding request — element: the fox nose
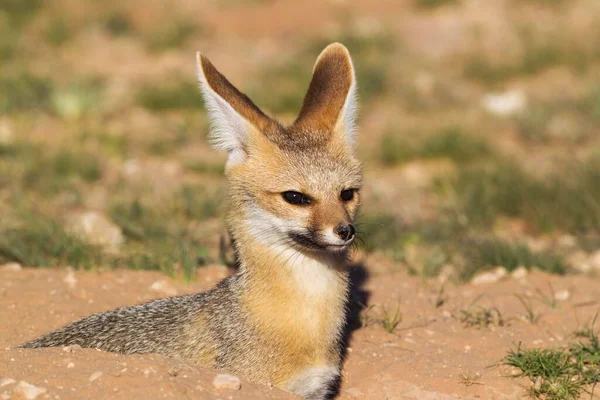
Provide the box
[334,223,355,241]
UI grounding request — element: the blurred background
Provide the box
[1,0,599,282]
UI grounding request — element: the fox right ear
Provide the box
[196,52,274,166]
[293,43,358,146]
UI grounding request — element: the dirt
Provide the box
[2,262,599,399]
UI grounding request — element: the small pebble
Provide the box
[471,267,507,285]
[0,263,22,272]
[344,387,364,398]
[62,344,82,353]
[13,381,46,400]
[511,267,528,280]
[63,270,78,289]
[555,289,570,301]
[89,371,103,383]
[150,280,178,297]
[0,378,15,387]
[212,374,241,391]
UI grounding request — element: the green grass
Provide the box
[51,78,105,120]
[1,140,103,196]
[460,307,505,329]
[22,148,103,194]
[137,79,204,111]
[505,319,599,399]
[103,12,133,37]
[109,200,169,241]
[415,0,460,9]
[0,0,42,26]
[586,87,600,122]
[0,26,16,61]
[460,239,567,281]
[45,18,72,47]
[146,21,198,52]
[0,133,218,279]
[179,185,221,220]
[0,72,53,113]
[448,157,600,233]
[380,303,402,333]
[520,0,566,5]
[0,140,38,159]
[356,213,408,258]
[107,186,221,278]
[80,131,129,158]
[514,89,600,143]
[0,211,104,269]
[358,212,569,281]
[0,204,210,280]
[464,35,592,85]
[516,294,541,324]
[357,303,402,333]
[380,127,490,166]
[185,161,225,176]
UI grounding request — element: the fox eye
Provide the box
[340,189,355,202]
[282,191,311,205]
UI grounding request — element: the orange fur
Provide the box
[196,42,362,399]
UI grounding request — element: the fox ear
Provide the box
[196,52,274,166]
[293,43,358,145]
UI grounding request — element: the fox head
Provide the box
[196,43,362,257]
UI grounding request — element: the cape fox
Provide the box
[21,42,362,400]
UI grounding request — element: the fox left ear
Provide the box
[196,52,276,167]
[292,43,358,145]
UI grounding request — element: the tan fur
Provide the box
[293,43,355,134]
[22,43,362,400]
[198,43,361,395]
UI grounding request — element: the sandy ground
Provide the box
[2,262,599,399]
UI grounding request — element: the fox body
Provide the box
[21,43,362,400]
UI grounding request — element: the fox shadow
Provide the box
[330,260,371,398]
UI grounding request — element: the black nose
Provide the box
[334,223,355,241]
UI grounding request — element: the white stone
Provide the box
[0,263,21,272]
[63,270,78,289]
[481,89,527,116]
[13,381,46,400]
[471,267,507,285]
[89,371,103,382]
[554,289,570,302]
[62,344,81,352]
[142,367,157,378]
[567,250,591,273]
[590,250,600,272]
[0,378,15,388]
[344,387,364,398]
[66,211,124,252]
[212,373,241,390]
[123,159,140,176]
[149,280,178,297]
[436,264,456,284]
[511,266,528,280]
[0,119,14,144]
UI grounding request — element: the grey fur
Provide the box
[21,44,360,400]
[20,273,343,399]
[21,275,256,365]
